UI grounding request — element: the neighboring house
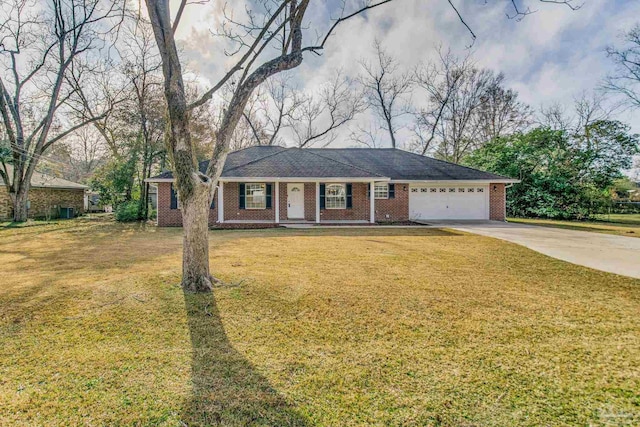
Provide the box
[0,165,87,220]
[86,191,109,213]
[146,146,518,227]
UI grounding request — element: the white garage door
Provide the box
[409,185,489,220]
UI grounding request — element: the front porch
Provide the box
[217,180,381,225]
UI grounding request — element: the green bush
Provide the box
[465,124,639,220]
[115,201,140,222]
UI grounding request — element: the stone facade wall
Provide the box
[489,183,506,221]
[0,186,85,220]
[375,183,409,222]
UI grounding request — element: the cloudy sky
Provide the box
[172,0,640,148]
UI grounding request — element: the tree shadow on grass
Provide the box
[182,291,310,427]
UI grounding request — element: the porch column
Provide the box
[217,181,224,223]
[275,181,280,224]
[315,181,320,223]
[370,181,376,224]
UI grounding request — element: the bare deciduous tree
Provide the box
[45,127,106,182]
[477,73,533,141]
[237,70,364,148]
[144,0,394,292]
[358,40,412,148]
[412,49,531,162]
[143,0,580,292]
[411,48,468,156]
[0,0,125,221]
[289,71,365,147]
[259,74,303,146]
[539,92,615,135]
[605,24,640,109]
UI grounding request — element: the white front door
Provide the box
[287,183,305,219]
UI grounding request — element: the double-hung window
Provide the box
[245,183,266,209]
[325,184,346,209]
[374,183,389,199]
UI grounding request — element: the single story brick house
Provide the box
[147,146,518,227]
[0,165,87,220]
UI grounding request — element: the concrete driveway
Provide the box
[425,221,640,279]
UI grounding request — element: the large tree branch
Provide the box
[42,113,109,152]
[187,0,291,111]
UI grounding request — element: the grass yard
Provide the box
[1,217,639,426]
[509,214,640,238]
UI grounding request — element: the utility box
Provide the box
[60,207,75,219]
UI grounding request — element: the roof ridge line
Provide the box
[398,148,513,181]
[222,146,289,173]
[302,148,385,178]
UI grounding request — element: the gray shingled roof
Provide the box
[308,148,507,181]
[0,165,88,189]
[149,146,512,181]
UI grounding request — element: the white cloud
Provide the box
[174,0,640,147]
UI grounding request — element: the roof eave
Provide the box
[146,176,390,183]
[388,178,520,184]
[31,185,89,190]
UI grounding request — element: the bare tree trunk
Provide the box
[180,180,214,292]
[12,187,29,222]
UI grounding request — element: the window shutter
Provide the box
[266,183,272,209]
[346,183,353,209]
[239,183,245,209]
[389,184,395,199]
[367,186,370,199]
[170,184,178,209]
[210,192,215,209]
[319,183,325,209]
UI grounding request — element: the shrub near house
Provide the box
[465,124,640,219]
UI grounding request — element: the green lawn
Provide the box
[594,213,640,224]
[1,217,639,426]
[509,214,640,238]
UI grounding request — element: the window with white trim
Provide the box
[325,184,346,209]
[374,183,389,199]
[245,183,266,209]
[174,188,182,209]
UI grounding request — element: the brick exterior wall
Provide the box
[489,183,506,221]
[0,186,84,220]
[375,183,409,222]
[278,182,288,221]
[156,182,218,227]
[320,182,370,222]
[155,180,509,226]
[224,182,276,222]
[304,183,316,221]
